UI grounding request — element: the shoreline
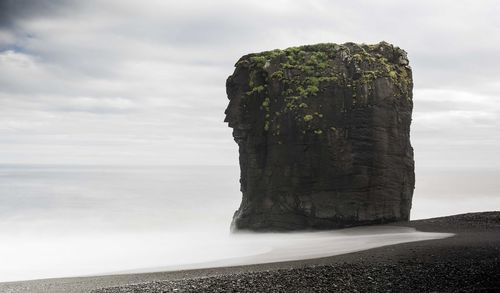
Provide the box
[1,212,498,292]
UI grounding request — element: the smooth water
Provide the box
[0,165,497,282]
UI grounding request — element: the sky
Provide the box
[0,0,499,168]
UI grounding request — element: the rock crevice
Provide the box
[225,42,414,231]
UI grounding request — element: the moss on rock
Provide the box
[233,41,412,134]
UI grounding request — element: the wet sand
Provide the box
[1,212,499,293]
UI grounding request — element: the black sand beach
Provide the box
[1,212,499,293]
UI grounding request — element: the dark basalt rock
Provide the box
[224,42,414,231]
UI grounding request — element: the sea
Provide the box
[0,164,498,282]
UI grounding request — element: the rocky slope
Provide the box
[225,42,414,231]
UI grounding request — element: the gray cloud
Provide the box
[0,0,65,27]
[0,0,499,167]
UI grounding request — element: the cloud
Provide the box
[412,88,500,168]
[0,0,71,29]
[0,0,499,166]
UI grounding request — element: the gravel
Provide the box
[93,212,500,293]
[94,260,500,293]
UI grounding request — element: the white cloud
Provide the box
[412,88,500,168]
[0,0,499,166]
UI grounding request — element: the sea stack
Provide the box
[224,42,414,231]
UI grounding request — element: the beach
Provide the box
[2,1,500,292]
[0,211,498,293]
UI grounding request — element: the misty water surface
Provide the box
[0,165,497,282]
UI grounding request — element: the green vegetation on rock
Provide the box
[237,41,411,133]
[303,114,314,122]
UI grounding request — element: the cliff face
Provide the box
[225,42,414,231]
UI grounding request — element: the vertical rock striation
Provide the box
[224,42,414,231]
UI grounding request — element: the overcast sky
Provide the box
[0,0,499,167]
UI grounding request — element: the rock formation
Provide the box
[224,42,414,231]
